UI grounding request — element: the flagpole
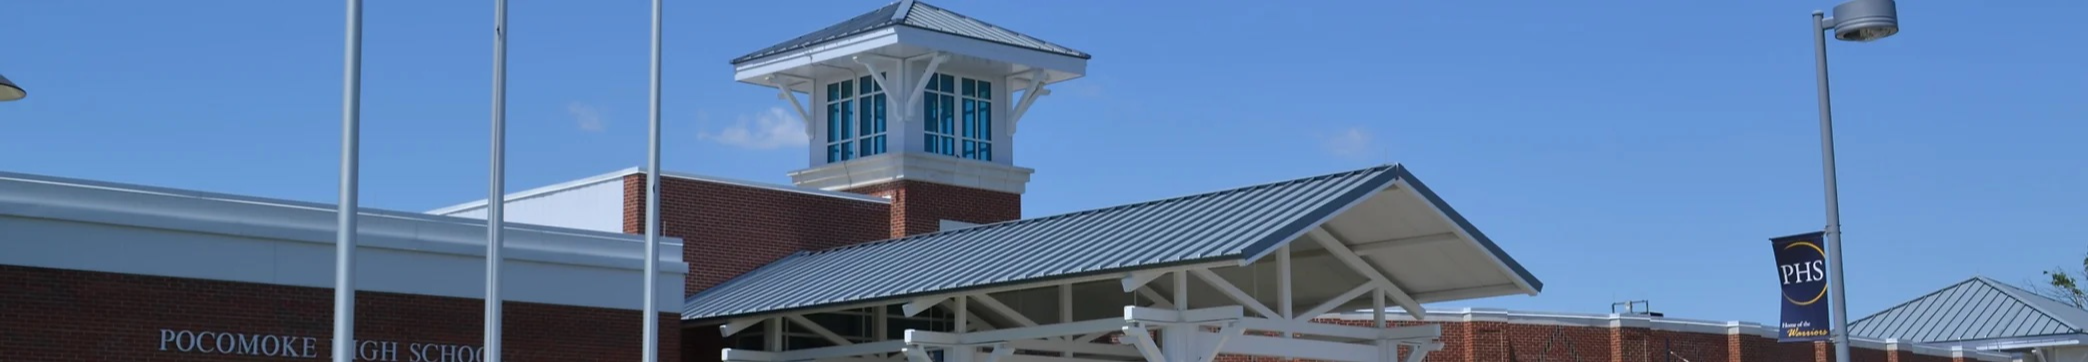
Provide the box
[641,0,665,360]
[334,0,362,361]
[485,0,509,360]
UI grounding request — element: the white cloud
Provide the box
[569,102,605,132]
[698,107,807,150]
[1323,127,1376,158]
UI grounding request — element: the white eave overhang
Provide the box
[733,25,1088,93]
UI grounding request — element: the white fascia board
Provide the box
[893,26,1087,78]
[426,167,636,214]
[1392,178,1539,296]
[734,28,902,84]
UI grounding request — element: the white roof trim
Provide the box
[1328,307,2014,361]
[427,167,889,215]
[0,170,686,272]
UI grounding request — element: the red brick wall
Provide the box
[843,180,1021,238]
[0,265,676,362]
[622,174,891,296]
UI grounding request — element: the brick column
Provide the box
[1886,339,1900,362]
[1814,341,1830,362]
[1609,314,1652,362]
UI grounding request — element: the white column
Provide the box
[1161,272,1196,361]
[949,296,975,362]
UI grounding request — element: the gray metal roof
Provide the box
[683,164,1542,321]
[730,0,1089,65]
[1849,276,2088,343]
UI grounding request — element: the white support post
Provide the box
[950,296,973,361]
[1277,244,1293,360]
[766,317,784,352]
[874,305,889,343]
[1190,269,1279,319]
[1374,290,1389,361]
[1277,245,1292,320]
[1060,283,1074,355]
[1308,227,1428,319]
[1164,272,1193,361]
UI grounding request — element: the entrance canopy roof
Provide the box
[683,164,1542,322]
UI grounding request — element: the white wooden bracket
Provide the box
[1309,227,1427,319]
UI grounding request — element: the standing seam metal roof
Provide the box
[730,0,1089,65]
[682,164,1541,321]
[1849,276,2088,343]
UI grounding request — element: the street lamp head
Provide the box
[1830,0,1898,42]
[0,73,23,102]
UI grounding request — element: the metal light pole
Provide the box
[641,0,664,361]
[1810,0,1898,361]
[486,0,509,361]
[0,73,25,102]
[335,0,364,361]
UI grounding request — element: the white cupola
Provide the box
[730,0,1088,195]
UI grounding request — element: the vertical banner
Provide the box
[1771,231,1832,342]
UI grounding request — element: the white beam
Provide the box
[764,77,814,139]
[971,294,1040,327]
[1298,283,1374,320]
[1135,287,1174,308]
[689,261,1238,326]
[1119,327,1167,362]
[901,347,931,362]
[1199,324,1247,362]
[971,318,1130,346]
[1122,270,1164,292]
[787,315,854,346]
[902,53,948,116]
[1006,68,1048,133]
[1125,306,1244,324]
[1191,269,1280,319]
[851,56,906,121]
[720,318,763,337]
[1404,342,1442,362]
[721,348,779,362]
[766,317,784,351]
[1233,317,1440,342]
[984,344,1012,362]
[902,296,946,317]
[1006,338,1143,358]
[772,341,909,362]
[1220,335,1381,362]
[902,318,1129,348]
[1173,272,1188,310]
[1308,227,1426,319]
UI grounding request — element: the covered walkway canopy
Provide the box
[683,164,1543,362]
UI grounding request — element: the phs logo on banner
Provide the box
[1771,231,1831,342]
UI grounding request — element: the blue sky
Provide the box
[2,1,2084,325]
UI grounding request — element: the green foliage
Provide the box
[2040,254,2088,309]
